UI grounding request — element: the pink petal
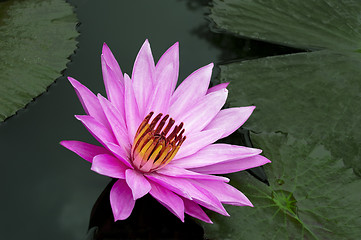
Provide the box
[176,88,228,135]
[174,128,223,159]
[75,115,117,145]
[104,141,133,169]
[68,77,110,129]
[146,42,179,115]
[170,143,262,169]
[146,173,192,200]
[157,165,229,182]
[148,180,185,222]
[169,63,213,120]
[204,106,256,139]
[156,42,179,94]
[190,155,271,174]
[110,179,135,221]
[206,82,229,94]
[146,174,228,216]
[145,64,173,115]
[182,198,212,224]
[91,154,128,179]
[74,115,133,169]
[125,169,151,200]
[98,94,130,151]
[60,140,109,163]
[190,184,229,216]
[132,39,155,118]
[190,179,253,206]
[124,73,141,143]
[102,43,124,83]
[101,56,125,115]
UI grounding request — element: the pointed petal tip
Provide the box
[102,42,112,54]
[201,217,213,224]
[223,210,230,217]
[240,199,254,207]
[170,41,179,50]
[114,215,128,221]
[197,62,213,71]
[142,39,150,48]
[74,114,90,122]
[165,41,179,55]
[178,211,185,222]
[261,154,271,162]
[67,77,87,92]
[59,141,70,148]
[59,141,75,151]
[74,114,82,120]
[96,93,107,101]
[241,195,254,207]
[67,76,78,85]
[113,213,125,221]
[96,94,109,108]
[244,105,257,117]
[244,105,256,111]
[124,73,130,79]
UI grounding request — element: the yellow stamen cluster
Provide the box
[131,112,186,172]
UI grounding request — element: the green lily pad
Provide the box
[207,0,361,238]
[218,50,361,176]
[203,132,361,240]
[0,0,78,121]
[210,0,361,51]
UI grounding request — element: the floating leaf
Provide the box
[203,132,361,240]
[219,50,361,176]
[205,0,361,239]
[210,0,361,51]
[0,0,78,121]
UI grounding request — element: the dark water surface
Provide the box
[0,0,298,239]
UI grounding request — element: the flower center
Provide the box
[131,112,186,173]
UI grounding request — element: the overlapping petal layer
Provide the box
[61,40,270,223]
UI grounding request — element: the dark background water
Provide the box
[0,0,298,239]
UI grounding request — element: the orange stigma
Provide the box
[131,112,186,172]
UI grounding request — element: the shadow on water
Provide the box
[86,179,204,240]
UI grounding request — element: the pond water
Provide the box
[0,0,298,239]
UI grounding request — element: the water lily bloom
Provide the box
[60,40,271,223]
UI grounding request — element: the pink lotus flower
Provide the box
[60,40,270,223]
